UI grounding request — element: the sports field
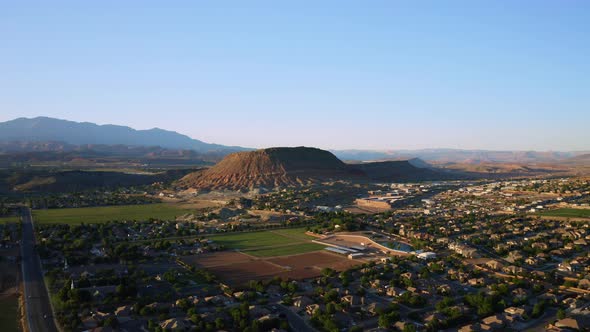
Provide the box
[209,230,299,249]
[0,216,20,224]
[32,203,192,225]
[207,227,324,257]
[540,208,590,219]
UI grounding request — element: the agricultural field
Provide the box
[32,203,193,225]
[540,208,590,219]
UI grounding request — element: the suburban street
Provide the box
[275,303,317,332]
[20,207,58,332]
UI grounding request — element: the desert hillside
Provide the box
[178,147,445,190]
[178,147,363,190]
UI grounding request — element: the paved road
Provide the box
[21,207,58,332]
[275,304,317,332]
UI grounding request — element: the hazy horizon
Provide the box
[1,1,589,151]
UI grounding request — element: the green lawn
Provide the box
[32,203,192,225]
[540,208,590,219]
[0,216,20,224]
[0,295,20,332]
[208,227,324,257]
[209,230,301,249]
[244,243,325,257]
[271,227,317,241]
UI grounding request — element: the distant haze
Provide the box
[1,2,588,151]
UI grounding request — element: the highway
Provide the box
[20,207,58,332]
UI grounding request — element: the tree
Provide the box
[532,301,546,318]
[403,324,417,332]
[104,316,118,328]
[557,308,566,320]
[378,312,399,328]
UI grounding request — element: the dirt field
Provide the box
[182,250,365,285]
[211,261,287,285]
[270,251,363,279]
[182,251,254,268]
[0,249,19,293]
[0,293,20,332]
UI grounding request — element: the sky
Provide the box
[1,1,589,151]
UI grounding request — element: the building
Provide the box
[417,252,437,260]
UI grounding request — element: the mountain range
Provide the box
[332,149,588,164]
[0,117,588,165]
[0,117,244,153]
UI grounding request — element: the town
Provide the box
[2,175,589,331]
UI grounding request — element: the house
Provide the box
[504,306,526,319]
[578,278,590,289]
[486,260,504,271]
[293,296,314,309]
[342,295,364,307]
[481,314,505,329]
[401,272,415,280]
[468,278,485,286]
[437,285,451,295]
[511,288,528,301]
[394,321,419,332]
[364,302,387,316]
[370,279,384,291]
[554,317,584,331]
[503,265,524,275]
[160,318,192,331]
[114,305,133,317]
[204,295,234,306]
[386,287,406,297]
[532,242,549,250]
[417,252,437,260]
[306,304,322,315]
[507,250,524,263]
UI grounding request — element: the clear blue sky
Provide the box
[1,1,588,151]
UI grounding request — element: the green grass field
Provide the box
[244,243,325,257]
[0,295,20,332]
[209,227,325,257]
[209,230,301,249]
[0,216,20,224]
[271,228,317,241]
[540,208,590,218]
[33,203,193,225]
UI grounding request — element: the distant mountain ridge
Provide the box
[0,117,246,153]
[333,148,588,164]
[178,146,442,190]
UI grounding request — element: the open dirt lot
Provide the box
[182,251,254,268]
[182,250,365,285]
[270,251,363,279]
[211,261,287,285]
